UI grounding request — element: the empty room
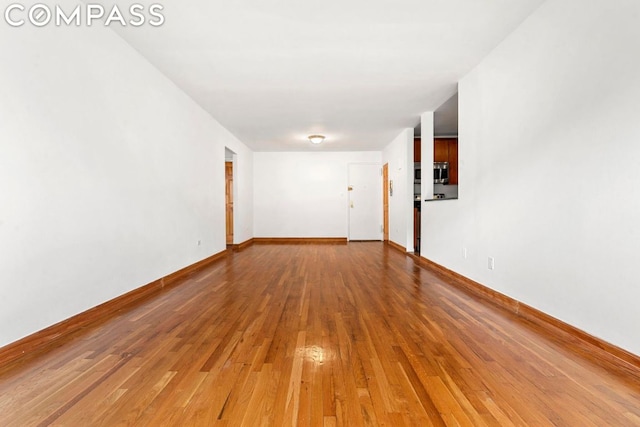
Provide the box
[1,0,640,425]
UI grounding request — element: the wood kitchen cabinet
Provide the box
[434,139,449,163]
[434,138,458,185]
[448,140,458,185]
[414,138,421,162]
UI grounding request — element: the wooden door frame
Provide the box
[225,161,234,246]
[383,163,389,241]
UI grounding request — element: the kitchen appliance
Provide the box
[433,162,449,184]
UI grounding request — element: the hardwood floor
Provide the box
[1,243,639,426]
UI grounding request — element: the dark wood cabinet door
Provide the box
[433,138,458,185]
[448,140,458,185]
[434,139,449,163]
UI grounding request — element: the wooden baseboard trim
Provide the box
[237,238,254,251]
[0,249,228,368]
[385,240,406,253]
[418,256,640,375]
[230,238,254,252]
[253,237,348,245]
[161,250,228,287]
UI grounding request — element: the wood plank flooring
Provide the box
[1,243,639,426]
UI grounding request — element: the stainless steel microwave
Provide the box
[433,162,449,184]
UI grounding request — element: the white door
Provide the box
[348,163,382,241]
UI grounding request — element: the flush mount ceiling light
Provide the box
[308,134,325,144]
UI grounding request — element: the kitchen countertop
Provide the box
[424,197,458,202]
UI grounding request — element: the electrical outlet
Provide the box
[197,240,202,246]
[488,257,495,270]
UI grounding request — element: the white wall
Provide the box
[382,129,414,249]
[420,112,435,201]
[422,0,640,355]
[253,152,381,237]
[0,14,252,347]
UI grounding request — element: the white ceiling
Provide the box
[114,0,544,151]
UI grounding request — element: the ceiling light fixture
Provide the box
[308,134,325,144]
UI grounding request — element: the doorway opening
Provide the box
[225,148,236,246]
[383,163,389,241]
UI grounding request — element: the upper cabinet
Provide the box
[434,138,458,185]
[414,138,421,162]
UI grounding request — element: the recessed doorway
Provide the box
[383,163,389,241]
[225,148,236,246]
